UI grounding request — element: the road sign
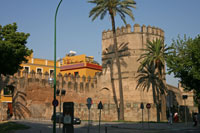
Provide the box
[140,102,144,109]
[86,97,92,110]
[52,99,58,107]
[98,101,103,109]
[87,97,92,104]
[146,103,151,109]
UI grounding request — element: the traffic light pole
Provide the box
[59,93,62,132]
[88,108,90,133]
[99,109,101,133]
[184,99,187,125]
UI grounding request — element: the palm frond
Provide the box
[89,5,106,21]
[118,6,134,21]
[88,0,136,24]
[119,0,136,8]
[100,9,108,20]
[116,8,127,24]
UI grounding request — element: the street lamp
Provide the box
[48,77,54,87]
[53,0,63,133]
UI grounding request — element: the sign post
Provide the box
[98,101,103,133]
[182,95,188,125]
[52,99,59,133]
[52,99,59,107]
[86,97,92,133]
[146,103,151,128]
[63,102,74,133]
[140,102,144,128]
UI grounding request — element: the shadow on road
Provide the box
[12,120,200,133]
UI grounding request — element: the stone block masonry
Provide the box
[4,70,157,122]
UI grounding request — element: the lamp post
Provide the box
[53,0,63,133]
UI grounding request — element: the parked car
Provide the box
[73,117,81,125]
[51,112,81,125]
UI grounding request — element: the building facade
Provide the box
[60,54,102,78]
[20,53,102,78]
[20,53,60,76]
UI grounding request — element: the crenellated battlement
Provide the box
[102,23,164,40]
[19,69,101,82]
[14,69,102,94]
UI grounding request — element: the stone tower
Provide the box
[100,24,165,121]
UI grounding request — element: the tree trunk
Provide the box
[161,94,167,121]
[157,61,167,121]
[152,84,160,122]
[156,104,161,122]
[110,12,124,120]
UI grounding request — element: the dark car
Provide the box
[51,112,81,125]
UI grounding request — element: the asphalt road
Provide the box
[11,120,200,133]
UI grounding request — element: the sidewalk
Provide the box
[8,120,200,133]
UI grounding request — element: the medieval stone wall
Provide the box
[3,70,157,122]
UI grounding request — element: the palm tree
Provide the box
[138,39,169,77]
[136,63,166,122]
[88,0,136,120]
[138,39,171,120]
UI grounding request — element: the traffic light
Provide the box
[61,90,66,95]
[56,89,60,96]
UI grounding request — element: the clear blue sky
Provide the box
[1,0,200,87]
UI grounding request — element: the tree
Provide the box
[136,63,166,122]
[88,0,136,120]
[0,23,32,76]
[139,39,170,77]
[138,39,171,120]
[166,35,200,109]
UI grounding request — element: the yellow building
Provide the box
[60,54,102,77]
[0,85,13,117]
[0,87,12,103]
[20,53,60,76]
[20,53,102,78]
